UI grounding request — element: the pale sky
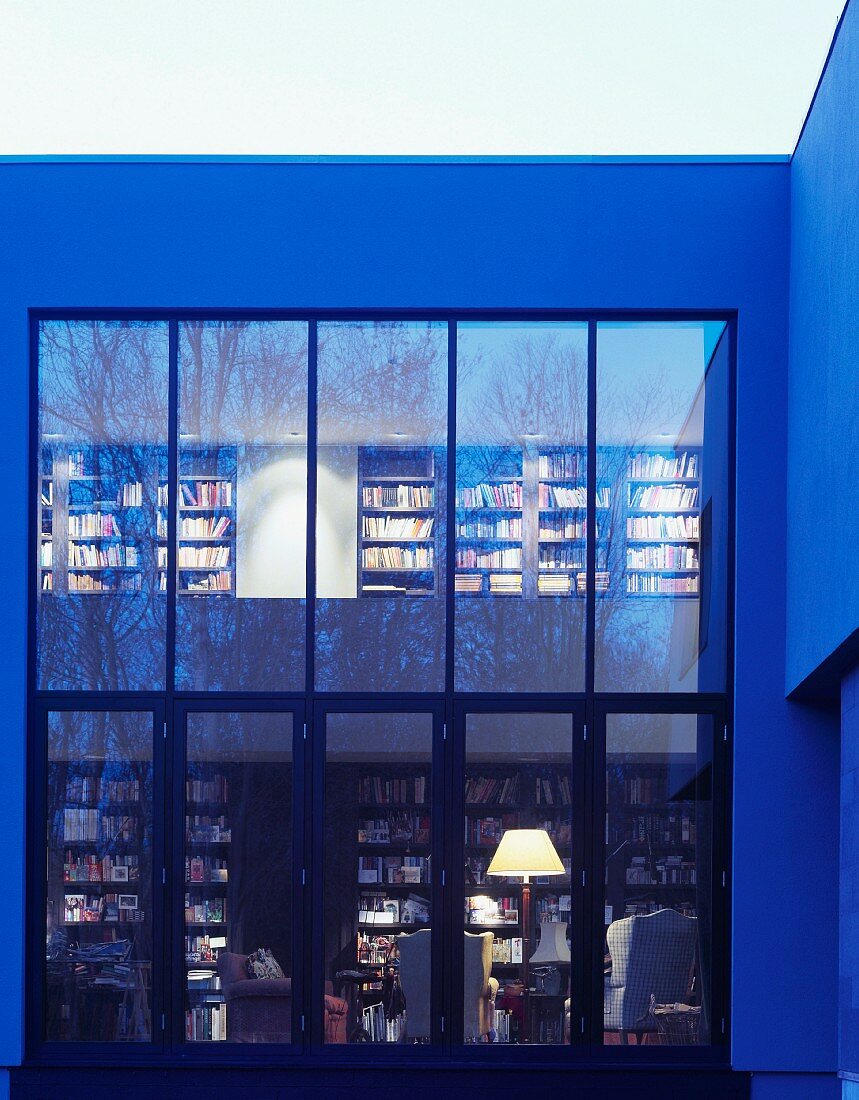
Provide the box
[0,0,847,156]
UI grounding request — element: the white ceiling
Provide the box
[0,0,847,156]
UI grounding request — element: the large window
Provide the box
[30,314,732,1064]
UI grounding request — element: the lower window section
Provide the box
[45,710,154,1043]
[184,712,294,1043]
[602,713,713,1046]
[323,712,434,1044]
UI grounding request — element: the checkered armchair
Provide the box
[604,909,697,1041]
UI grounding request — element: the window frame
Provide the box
[26,309,736,1069]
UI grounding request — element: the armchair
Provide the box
[603,909,698,1044]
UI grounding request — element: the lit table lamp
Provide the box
[486,829,566,1041]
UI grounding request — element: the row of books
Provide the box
[490,573,522,595]
[535,774,573,806]
[185,933,223,956]
[185,896,226,924]
[362,546,433,569]
[359,891,429,925]
[455,548,521,569]
[456,483,522,509]
[626,574,699,594]
[627,545,699,570]
[362,484,434,508]
[186,1004,227,1042]
[186,816,232,843]
[64,893,144,923]
[180,481,233,508]
[40,543,52,566]
[539,518,586,539]
[69,573,142,593]
[539,549,584,569]
[184,571,232,592]
[187,856,229,883]
[63,853,140,883]
[538,484,587,509]
[628,484,698,510]
[618,776,672,806]
[625,855,696,886]
[608,811,698,846]
[120,482,144,507]
[41,573,52,590]
[68,512,123,537]
[358,774,428,805]
[69,543,139,568]
[537,574,574,595]
[358,813,431,846]
[628,452,699,480]
[537,894,572,922]
[179,516,232,538]
[178,545,231,569]
[538,453,582,479]
[65,776,141,803]
[465,814,516,847]
[186,775,229,803]
[357,855,429,884]
[362,515,434,539]
[62,808,137,842]
[456,517,522,539]
[465,895,518,925]
[465,774,520,805]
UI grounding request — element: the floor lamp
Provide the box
[486,828,566,1042]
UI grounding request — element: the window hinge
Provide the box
[443,723,447,741]
[440,1015,445,1034]
[723,723,728,742]
[163,721,167,740]
[583,724,588,742]
[581,869,586,887]
[721,1017,726,1035]
[161,1013,166,1032]
[441,869,446,887]
[303,723,307,741]
[301,868,306,887]
[580,1016,585,1035]
[722,870,727,888]
[300,1014,306,1032]
[162,867,166,886]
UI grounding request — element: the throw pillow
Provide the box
[246,947,284,980]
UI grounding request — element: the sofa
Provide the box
[217,952,348,1043]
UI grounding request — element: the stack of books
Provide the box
[455,574,483,594]
[538,574,571,595]
[489,573,522,595]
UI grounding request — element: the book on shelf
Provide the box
[535,774,572,806]
[180,516,232,538]
[358,774,427,804]
[186,815,231,843]
[628,484,699,510]
[464,774,520,805]
[538,548,583,570]
[121,483,143,507]
[456,548,521,569]
[538,452,582,480]
[362,484,433,508]
[491,937,524,964]
[489,573,522,595]
[41,573,53,591]
[608,810,697,847]
[180,481,232,508]
[465,895,518,926]
[41,480,54,506]
[626,574,699,595]
[456,517,522,539]
[68,573,142,593]
[68,513,122,537]
[68,543,139,568]
[539,517,585,540]
[178,545,231,569]
[465,814,516,847]
[187,775,229,802]
[186,1003,227,1042]
[627,545,699,570]
[64,852,140,883]
[538,484,587,509]
[362,546,433,569]
[538,574,571,595]
[40,542,52,567]
[627,514,700,540]
[455,574,483,594]
[456,483,522,509]
[628,452,698,480]
[357,812,430,845]
[362,516,434,539]
[184,571,231,593]
[185,895,226,924]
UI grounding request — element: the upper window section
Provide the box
[37,321,169,691]
[455,323,588,692]
[315,321,448,692]
[176,321,308,691]
[595,322,730,693]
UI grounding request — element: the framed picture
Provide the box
[118,894,138,910]
[111,866,129,883]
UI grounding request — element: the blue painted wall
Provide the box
[0,157,838,1084]
[787,0,859,696]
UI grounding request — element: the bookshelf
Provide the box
[604,754,700,926]
[47,761,152,1042]
[623,450,701,599]
[455,447,524,598]
[537,448,589,598]
[358,447,439,598]
[184,771,231,1042]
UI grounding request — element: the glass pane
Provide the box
[324,712,433,1044]
[184,712,294,1044]
[595,322,729,692]
[455,323,588,692]
[463,713,574,1045]
[603,714,713,1046]
[45,711,154,1042]
[315,322,447,691]
[37,321,168,690]
[176,321,308,691]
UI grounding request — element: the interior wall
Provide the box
[0,155,826,1076]
[787,0,859,697]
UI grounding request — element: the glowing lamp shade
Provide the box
[486,829,565,882]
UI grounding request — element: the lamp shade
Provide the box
[486,829,566,880]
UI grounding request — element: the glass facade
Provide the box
[31,314,731,1061]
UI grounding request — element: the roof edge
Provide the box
[0,154,791,166]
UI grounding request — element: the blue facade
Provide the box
[0,5,856,1095]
